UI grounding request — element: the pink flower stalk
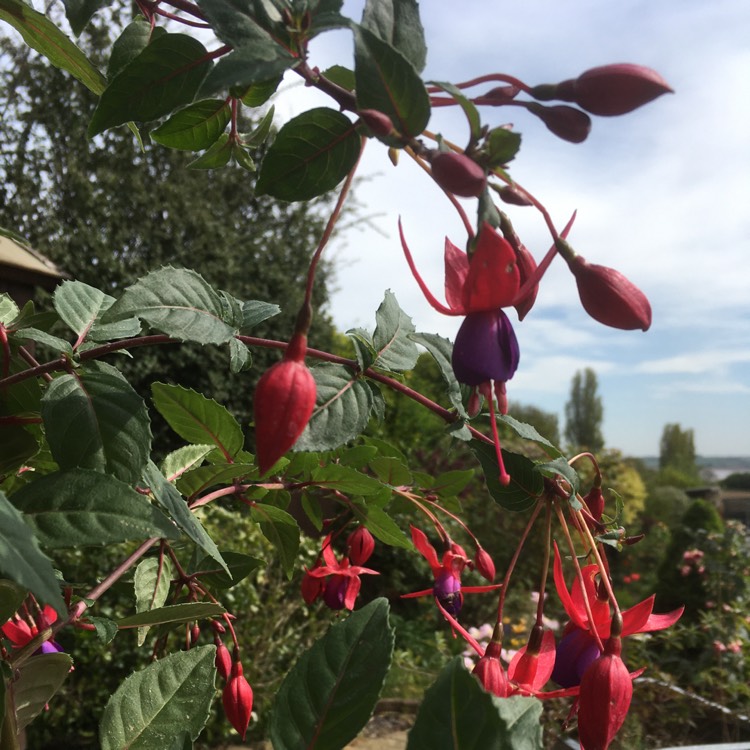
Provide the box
[399,220,521,483]
[305,535,379,611]
[253,332,317,474]
[2,605,63,655]
[401,526,501,616]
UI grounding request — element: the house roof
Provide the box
[0,235,67,281]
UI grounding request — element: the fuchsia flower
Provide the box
[304,535,378,611]
[2,605,63,654]
[399,220,521,482]
[222,660,253,740]
[551,543,683,687]
[401,526,501,616]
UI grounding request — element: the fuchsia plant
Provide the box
[0,1,682,747]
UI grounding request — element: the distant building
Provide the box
[0,235,67,306]
[720,489,750,528]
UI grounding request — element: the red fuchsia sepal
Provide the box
[2,605,63,654]
[513,243,539,320]
[582,486,605,526]
[253,331,317,474]
[347,526,375,566]
[430,151,487,198]
[300,568,325,605]
[222,660,253,740]
[473,639,511,697]
[576,636,632,750]
[558,64,673,117]
[567,256,652,331]
[507,625,557,694]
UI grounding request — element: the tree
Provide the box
[659,423,698,476]
[564,368,604,451]
[0,30,337,440]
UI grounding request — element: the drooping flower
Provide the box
[305,535,379,611]
[2,605,63,655]
[222,660,253,740]
[552,543,683,686]
[399,220,521,483]
[401,526,500,616]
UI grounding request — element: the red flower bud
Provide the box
[497,185,533,207]
[253,333,317,473]
[525,103,591,143]
[569,256,652,331]
[472,641,510,697]
[222,661,253,740]
[347,526,375,566]
[359,109,394,137]
[474,547,496,582]
[565,64,673,117]
[577,637,632,750]
[215,642,232,681]
[430,151,487,197]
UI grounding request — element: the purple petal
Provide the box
[452,310,520,386]
[433,572,462,615]
[551,627,601,687]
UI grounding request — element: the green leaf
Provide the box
[134,556,174,646]
[0,425,38,476]
[13,652,74,732]
[368,456,412,486]
[310,464,386,496]
[0,0,106,94]
[160,444,213,482]
[11,469,179,547]
[242,104,275,146]
[194,550,264,590]
[117,602,224,628]
[346,327,377,371]
[361,0,427,72]
[237,75,283,106]
[407,657,543,750]
[409,332,468,418]
[175,463,255,498]
[62,0,110,36]
[14,328,72,355]
[144,461,228,574]
[351,503,411,549]
[470,441,543,512]
[107,18,155,80]
[270,598,394,750]
[498,414,562,458]
[428,470,475,498]
[232,143,256,172]
[89,34,212,137]
[53,280,117,341]
[87,616,119,644]
[250,504,299,579]
[372,291,419,371]
[151,99,231,151]
[534,457,579,499]
[198,46,296,100]
[321,65,355,91]
[240,299,280,332]
[487,127,522,166]
[294,364,378,451]
[0,491,65,616]
[41,361,151,485]
[151,383,244,458]
[256,107,361,201]
[0,579,25,623]
[102,267,236,344]
[429,81,481,140]
[354,25,430,139]
[0,294,19,324]
[99,645,216,749]
[187,133,232,170]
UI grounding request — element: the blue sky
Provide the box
[276,0,750,457]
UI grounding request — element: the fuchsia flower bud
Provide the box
[347,526,375,565]
[253,332,317,474]
[430,151,487,197]
[359,109,394,137]
[577,636,632,750]
[497,185,533,207]
[568,256,652,331]
[474,547,496,582]
[223,660,254,740]
[583,486,605,525]
[525,103,591,143]
[472,640,510,697]
[560,64,673,117]
[215,642,232,681]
